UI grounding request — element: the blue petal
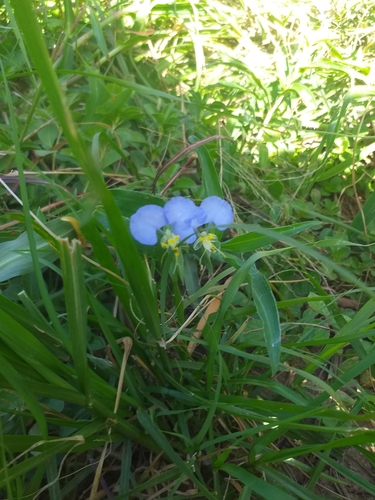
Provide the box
[200,196,234,229]
[164,197,206,242]
[130,205,166,245]
[164,197,203,225]
[173,221,197,244]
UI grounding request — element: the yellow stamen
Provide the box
[160,230,180,255]
[199,232,218,253]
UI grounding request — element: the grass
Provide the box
[1,0,375,498]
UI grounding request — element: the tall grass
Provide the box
[1,0,375,498]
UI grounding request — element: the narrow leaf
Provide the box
[220,464,295,500]
[250,263,281,375]
[222,222,320,253]
[58,238,91,400]
[0,219,72,282]
[196,144,223,197]
[0,351,47,438]
[137,410,217,500]
[10,0,161,339]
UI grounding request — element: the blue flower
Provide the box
[129,205,166,245]
[129,196,233,250]
[164,197,206,244]
[201,195,233,229]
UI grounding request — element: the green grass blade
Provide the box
[57,238,90,400]
[81,219,144,335]
[231,224,375,298]
[222,221,320,253]
[118,440,132,496]
[302,297,375,380]
[9,0,161,339]
[89,6,108,57]
[220,463,296,500]
[0,219,72,282]
[250,263,281,374]
[0,310,72,379]
[60,0,75,70]
[316,452,375,496]
[261,465,330,500]
[0,439,84,488]
[137,410,217,500]
[351,189,375,232]
[0,351,47,438]
[45,455,62,500]
[0,49,67,342]
[196,144,223,197]
[205,249,280,388]
[57,68,186,102]
[259,431,375,463]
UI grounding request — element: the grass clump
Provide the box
[1,0,375,498]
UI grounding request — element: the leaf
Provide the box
[259,431,375,463]
[10,0,162,340]
[195,144,223,198]
[222,222,320,253]
[290,82,317,109]
[57,239,91,400]
[85,78,111,121]
[0,438,84,488]
[351,189,375,233]
[89,7,108,57]
[316,452,375,497]
[261,464,331,500]
[0,308,73,379]
[111,189,165,217]
[0,351,47,438]
[0,219,72,282]
[1,292,69,356]
[220,464,296,500]
[250,264,281,375]
[137,410,217,500]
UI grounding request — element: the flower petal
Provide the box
[172,221,197,244]
[200,196,234,229]
[164,197,206,242]
[130,205,166,245]
[164,197,205,226]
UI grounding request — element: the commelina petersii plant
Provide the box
[4,0,375,498]
[130,195,234,255]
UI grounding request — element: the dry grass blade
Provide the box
[89,337,133,500]
[188,277,232,354]
[152,135,233,193]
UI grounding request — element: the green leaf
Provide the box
[260,431,375,463]
[137,410,217,500]
[0,438,84,488]
[250,263,281,375]
[0,219,72,282]
[57,239,91,400]
[222,222,320,253]
[89,7,108,57]
[316,452,375,497]
[351,189,375,232]
[10,0,161,339]
[220,464,296,500]
[1,292,70,356]
[0,351,47,438]
[111,189,165,217]
[205,252,265,389]
[261,465,330,500]
[195,144,223,198]
[290,82,317,108]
